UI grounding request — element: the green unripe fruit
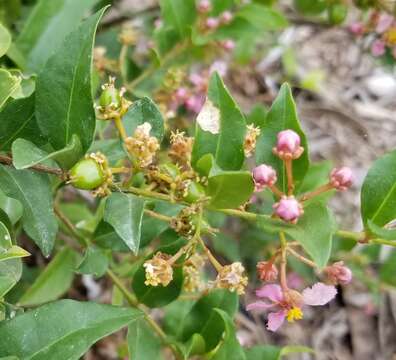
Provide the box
[99,86,121,108]
[328,3,348,25]
[294,0,327,14]
[131,172,145,188]
[184,181,206,203]
[70,159,105,190]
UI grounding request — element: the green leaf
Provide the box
[18,248,78,306]
[0,22,11,57]
[0,190,23,226]
[0,245,30,262]
[255,83,310,192]
[0,299,143,359]
[8,71,36,100]
[132,239,186,308]
[36,7,107,156]
[16,0,100,72]
[12,135,82,170]
[94,221,130,252]
[192,72,246,171]
[245,345,313,360]
[259,202,336,268]
[0,166,58,257]
[210,309,246,360]
[0,95,46,152]
[0,69,21,108]
[77,245,109,277]
[208,171,254,209]
[127,318,164,360]
[0,221,12,248]
[380,249,396,286]
[123,97,165,142]
[367,220,396,241]
[361,150,396,228]
[181,289,238,352]
[236,4,288,30]
[104,192,145,254]
[160,0,196,37]
[0,258,22,298]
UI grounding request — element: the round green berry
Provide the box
[328,3,348,25]
[99,86,121,108]
[70,159,105,190]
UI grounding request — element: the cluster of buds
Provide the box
[324,261,353,285]
[244,124,261,157]
[96,77,131,120]
[162,68,185,94]
[257,260,278,282]
[252,129,354,224]
[349,11,396,59]
[118,22,138,46]
[183,253,205,292]
[124,123,160,168]
[143,252,174,287]
[215,262,248,295]
[170,206,198,238]
[168,130,194,167]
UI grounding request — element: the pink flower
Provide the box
[209,61,228,77]
[220,11,233,24]
[253,164,277,191]
[247,283,337,332]
[205,17,219,30]
[257,261,278,282]
[189,73,207,91]
[329,166,354,191]
[185,95,205,113]
[174,87,189,102]
[371,39,386,57]
[221,39,235,51]
[273,196,303,223]
[273,129,304,160]
[197,0,211,13]
[349,22,365,36]
[325,261,352,285]
[375,13,394,34]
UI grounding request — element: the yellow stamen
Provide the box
[286,307,303,322]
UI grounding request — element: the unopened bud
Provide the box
[198,0,211,13]
[273,196,303,223]
[253,164,277,191]
[325,261,352,285]
[257,261,278,282]
[273,129,304,160]
[221,39,235,51]
[205,17,219,30]
[220,11,233,24]
[329,166,353,191]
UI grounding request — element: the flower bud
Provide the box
[197,0,211,13]
[257,261,278,282]
[221,39,235,51]
[220,11,233,24]
[273,129,304,160]
[143,252,173,287]
[205,17,219,30]
[70,158,105,190]
[325,261,352,285]
[99,82,121,109]
[329,166,353,191]
[371,39,386,57]
[244,124,261,157]
[273,196,303,223]
[253,164,277,191]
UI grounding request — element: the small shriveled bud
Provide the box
[273,129,304,160]
[183,253,205,292]
[253,164,277,191]
[329,167,353,191]
[143,252,173,287]
[124,123,160,168]
[197,0,211,13]
[215,262,248,295]
[325,261,352,285]
[221,39,235,51]
[170,206,197,238]
[205,17,219,30]
[244,125,260,157]
[169,130,194,166]
[273,196,303,223]
[257,261,278,282]
[220,11,233,24]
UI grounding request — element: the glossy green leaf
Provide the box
[0,166,58,257]
[0,69,21,108]
[127,318,164,360]
[77,245,109,277]
[94,220,130,252]
[0,191,23,226]
[192,72,246,171]
[0,258,22,298]
[123,97,165,141]
[181,289,238,352]
[12,135,82,170]
[19,248,78,306]
[160,0,196,37]
[245,345,313,360]
[255,83,309,192]
[0,299,143,359]
[0,95,46,152]
[0,22,11,57]
[9,72,36,100]
[0,221,12,248]
[259,202,336,268]
[16,0,99,72]
[380,249,396,286]
[89,139,125,165]
[367,220,396,241]
[132,239,186,308]
[36,7,107,155]
[236,4,288,30]
[0,246,30,262]
[104,192,145,254]
[361,150,396,228]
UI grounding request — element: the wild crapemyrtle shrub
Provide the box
[0,1,395,359]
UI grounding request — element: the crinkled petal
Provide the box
[302,282,337,306]
[246,301,275,312]
[266,310,287,332]
[255,284,283,302]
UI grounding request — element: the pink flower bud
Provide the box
[253,164,277,191]
[329,166,353,191]
[175,87,189,102]
[371,39,386,57]
[154,19,163,29]
[205,17,219,30]
[221,39,235,51]
[349,22,365,36]
[220,11,233,24]
[325,261,352,285]
[273,129,304,160]
[273,196,303,223]
[197,0,211,13]
[185,95,205,113]
[257,261,278,282]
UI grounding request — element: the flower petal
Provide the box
[255,284,283,302]
[302,282,337,306]
[266,310,287,332]
[246,301,274,312]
